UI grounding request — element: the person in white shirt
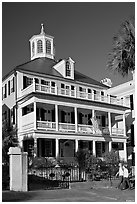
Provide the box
[116,163,124,189]
[122,164,131,189]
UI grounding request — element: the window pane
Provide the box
[46,40,51,54]
[61,83,64,88]
[51,81,55,87]
[37,40,43,53]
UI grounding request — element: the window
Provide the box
[35,78,39,84]
[46,40,51,54]
[71,85,74,90]
[51,81,55,87]
[41,80,50,86]
[8,81,10,95]
[23,76,33,89]
[88,89,92,93]
[11,77,14,93]
[37,40,43,53]
[61,83,65,89]
[22,103,34,116]
[79,87,86,92]
[32,42,35,56]
[112,142,124,150]
[66,61,71,77]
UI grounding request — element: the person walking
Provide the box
[122,164,131,190]
[116,163,124,189]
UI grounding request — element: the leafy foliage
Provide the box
[102,150,120,165]
[29,157,58,168]
[108,17,135,77]
[75,149,90,171]
[2,124,18,164]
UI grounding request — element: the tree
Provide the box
[2,124,18,164]
[75,149,98,180]
[102,150,120,186]
[107,17,135,77]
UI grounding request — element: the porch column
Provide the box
[56,138,59,158]
[75,107,78,132]
[108,112,112,135]
[92,109,95,134]
[55,104,59,131]
[109,141,112,152]
[34,138,37,157]
[92,90,95,100]
[34,101,37,130]
[75,139,79,153]
[123,113,126,136]
[109,95,111,103]
[124,142,127,162]
[93,140,96,156]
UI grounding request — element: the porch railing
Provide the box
[20,82,130,108]
[59,123,75,132]
[35,84,56,94]
[58,88,76,97]
[78,124,93,134]
[112,128,124,135]
[37,121,56,130]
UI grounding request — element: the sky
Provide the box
[2,2,135,87]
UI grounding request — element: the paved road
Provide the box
[3,184,135,202]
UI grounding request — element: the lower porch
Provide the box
[23,138,126,161]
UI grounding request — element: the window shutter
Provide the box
[52,109,55,122]
[71,112,75,124]
[23,76,27,89]
[5,84,7,98]
[8,81,10,95]
[61,111,65,123]
[13,77,14,92]
[102,115,106,127]
[78,112,82,124]
[131,124,134,147]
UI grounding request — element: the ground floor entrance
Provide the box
[23,137,125,160]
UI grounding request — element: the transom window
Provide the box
[37,40,43,53]
[46,40,51,54]
[66,61,71,77]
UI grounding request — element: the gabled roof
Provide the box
[3,57,108,88]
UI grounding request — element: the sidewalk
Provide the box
[2,180,135,202]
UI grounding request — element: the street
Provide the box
[2,181,135,202]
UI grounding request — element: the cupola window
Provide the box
[66,61,71,77]
[37,40,43,53]
[46,40,51,54]
[32,42,35,56]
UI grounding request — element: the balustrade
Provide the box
[21,81,127,107]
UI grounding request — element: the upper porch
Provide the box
[19,76,130,108]
[19,100,126,138]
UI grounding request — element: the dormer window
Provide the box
[46,40,51,54]
[32,42,35,56]
[66,61,71,77]
[37,40,43,53]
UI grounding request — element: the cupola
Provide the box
[29,24,55,60]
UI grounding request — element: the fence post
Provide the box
[8,147,28,191]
